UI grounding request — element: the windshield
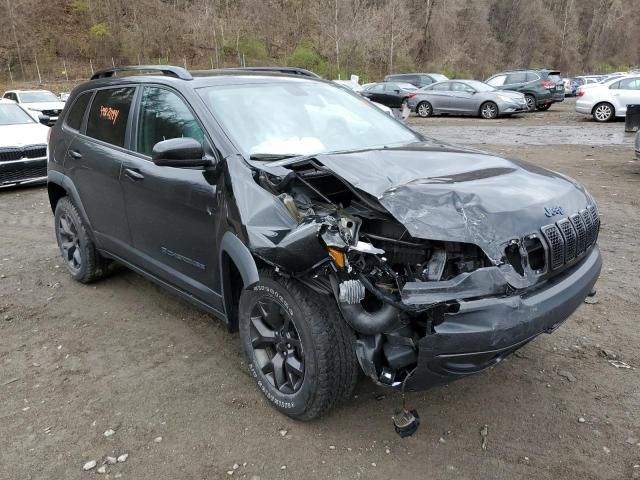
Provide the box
[463,80,495,92]
[19,91,59,103]
[198,81,419,157]
[0,104,36,125]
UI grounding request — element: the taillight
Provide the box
[577,89,585,97]
[407,93,416,98]
[542,81,554,88]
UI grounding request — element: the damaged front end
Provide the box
[238,145,602,391]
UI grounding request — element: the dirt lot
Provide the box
[1,99,639,480]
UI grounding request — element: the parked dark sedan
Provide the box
[408,80,527,119]
[360,82,417,109]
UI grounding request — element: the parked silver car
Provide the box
[408,80,527,119]
[635,129,640,160]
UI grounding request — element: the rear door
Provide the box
[611,77,640,115]
[361,84,385,104]
[120,85,223,310]
[64,86,135,255]
[425,81,454,112]
[382,83,404,108]
[504,72,528,93]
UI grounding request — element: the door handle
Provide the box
[124,167,144,181]
[69,150,82,159]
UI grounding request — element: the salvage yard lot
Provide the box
[1,99,639,480]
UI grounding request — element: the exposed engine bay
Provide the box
[241,147,601,389]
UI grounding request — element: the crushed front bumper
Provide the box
[404,245,601,391]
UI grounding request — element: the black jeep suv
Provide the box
[48,65,601,420]
[486,69,565,111]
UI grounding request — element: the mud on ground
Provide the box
[1,99,639,480]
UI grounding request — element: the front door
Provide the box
[120,86,223,310]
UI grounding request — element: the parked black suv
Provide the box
[48,65,601,420]
[486,69,565,111]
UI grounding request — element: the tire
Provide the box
[524,94,536,112]
[537,103,552,111]
[480,101,499,119]
[416,101,433,118]
[239,270,358,420]
[54,197,109,283]
[592,102,614,122]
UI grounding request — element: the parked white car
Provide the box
[576,76,640,122]
[635,130,640,160]
[0,99,49,187]
[2,89,65,126]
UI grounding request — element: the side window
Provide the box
[86,87,135,148]
[369,84,384,93]
[136,87,205,157]
[506,72,527,84]
[421,76,434,86]
[618,78,640,90]
[431,82,451,91]
[384,83,399,92]
[65,92,92,131]
[525,72,540,82]
[451,82,470,92]
[609,81,621,90]
[486,75,506,87]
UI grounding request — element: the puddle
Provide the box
[411,124,636,146]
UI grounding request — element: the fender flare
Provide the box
[219,231,260,329]
[48,170,97,243]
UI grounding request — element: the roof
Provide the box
[4,89,54,93]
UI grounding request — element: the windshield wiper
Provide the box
[249,153,301,161]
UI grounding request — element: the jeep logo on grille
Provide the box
[544,206,564,217]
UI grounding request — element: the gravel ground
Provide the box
[1,99,639,480]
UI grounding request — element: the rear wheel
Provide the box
[54,197,110,283]
[239,270,358,420]
[537,103,552,111]
[480,101,499,119]
[524,94,536,112]
[416,101,433,118]
[592,102,614,122]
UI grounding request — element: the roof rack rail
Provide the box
[191,67,321,79]
[90,65,193,81]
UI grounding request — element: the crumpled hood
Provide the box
[310,144,593,262]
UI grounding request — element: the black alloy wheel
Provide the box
[57,212,82,274]
[249,297,305,394]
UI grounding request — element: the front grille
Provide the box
[541,205,599,271]
[41,109,60,116]
[0,165,47,185]
[0,145,47,162]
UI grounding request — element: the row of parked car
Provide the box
[348,69,565,119]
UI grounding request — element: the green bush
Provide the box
[89,23,110,39]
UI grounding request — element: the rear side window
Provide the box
[487,75,506,87]
[430,82,451,91]
[506,72,527,84]
[526,72,540,82]
[420,76,434,85]
[136,87,205,157]
[86,87,135,147]
[617,78,640,90]
[65,92,92,131]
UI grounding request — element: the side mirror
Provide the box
[151,138,210,168]
[394,89,400,94]
[38,114,49,125]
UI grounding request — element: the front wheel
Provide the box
[480,101,498,119]
[239,271,358,420]
[416,101,433,118]
[592,102,614,122]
